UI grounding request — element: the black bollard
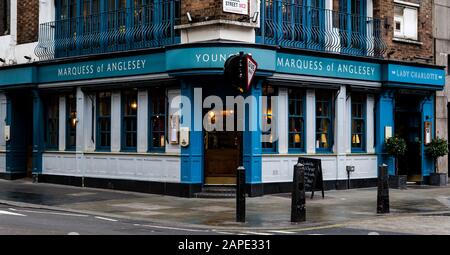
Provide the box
[377,164,390,214]
[236,166,246,222]
[291,163,306,222]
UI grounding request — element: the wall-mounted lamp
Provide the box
[186,12,193,23]
[24,56,32,62]
[251,12,259,23]
[0,58,5,63]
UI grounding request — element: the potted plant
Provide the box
[385,136,407,189]
[425,137,449,186]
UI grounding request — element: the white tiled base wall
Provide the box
[42,153,181,183]
[262,155,378,183]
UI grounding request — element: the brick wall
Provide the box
[373,0,434,63]
[17,0,39,44]
[180,0,251,24]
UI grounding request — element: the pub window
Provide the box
[315,90,333,152]
[66,93,77,150]
[149,88,166,151]
[351,94,366,152]
[262,85,277,153]
[44,95,59,149]
[122,90,138,151]
[0,0,10,35]
[288,88,305,152]
[96,92,111,150]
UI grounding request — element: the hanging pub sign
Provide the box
[223,0,248,15]
[297,157,325,199]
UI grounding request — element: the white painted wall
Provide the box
[0,0,54,65]
[111,91,121,152]
[42,152,181,183]
[166,89,181,154]
[306,89,315,154]
[58,95,66,151]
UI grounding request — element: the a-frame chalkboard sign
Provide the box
[297,157,325,199]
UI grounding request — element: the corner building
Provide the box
[0,0,445,197]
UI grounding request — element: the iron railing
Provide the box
[256,1,387,58]
[35,0,180,60]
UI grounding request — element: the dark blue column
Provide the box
[243,79,262,185]
[421,95,435,179]
[32,90,44,174]
[375,90,395,175]
[180,80,203,184]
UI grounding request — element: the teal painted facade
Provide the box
[0,43,446,190]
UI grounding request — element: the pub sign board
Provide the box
[297,157,325,199]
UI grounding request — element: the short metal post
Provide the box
[236,166,246,222]
[377,164,390,214]
[291,163,306,222]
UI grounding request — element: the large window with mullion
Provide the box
[288,88,305,152]
[66,93,77,151]
[96,92,111,151]
[351,93,366,152]
[149,88,166,152]
[44,95,59,150]
[122,90,138,151]
[262,85,277,153]
[315,90,333,152]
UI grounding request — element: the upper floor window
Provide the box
[0,0,10,35]
[394,4,418,41]
[262,85,277,153]
[315,90,333,152]
[97,92,111,151]
[351,94,366,152]
[66,93,77,150]
[44,95,59,150]
[149,88,166,151]
[122,90,138,151]
[288,88,305,152]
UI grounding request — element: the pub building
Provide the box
[0,0,446,197]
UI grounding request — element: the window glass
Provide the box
[351,94,366,151]
[97,92,111,149]
[262,85,277,152]
[288,88,305,151]
[315,90,333,151]
[122,90,138,150]
[149,89,166,150]
[394,5,418,40]
[66,93,77,150]
[45,95,59,149]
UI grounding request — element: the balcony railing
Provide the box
[256,1,387,58]
[35,0,180,60]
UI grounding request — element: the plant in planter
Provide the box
[425,137,449,186]
[385,136,407,175]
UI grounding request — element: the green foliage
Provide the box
[385,136,407,157]
[425,137,449,160]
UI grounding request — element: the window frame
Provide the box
[351,93,366,153]
[121,90,138,152]
[261,84,278,154]
[393,4,418,41]
[288,88,306,153]
[96,91,112,151]
[315,90,334,153]
[148,88,166,152]
[65,93,77,151]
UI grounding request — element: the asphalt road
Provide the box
[0,204,405,235]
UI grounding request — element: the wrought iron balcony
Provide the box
[35,0,180,60]
[257,1,387,58]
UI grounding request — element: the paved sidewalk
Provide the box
[0,179,450,230]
